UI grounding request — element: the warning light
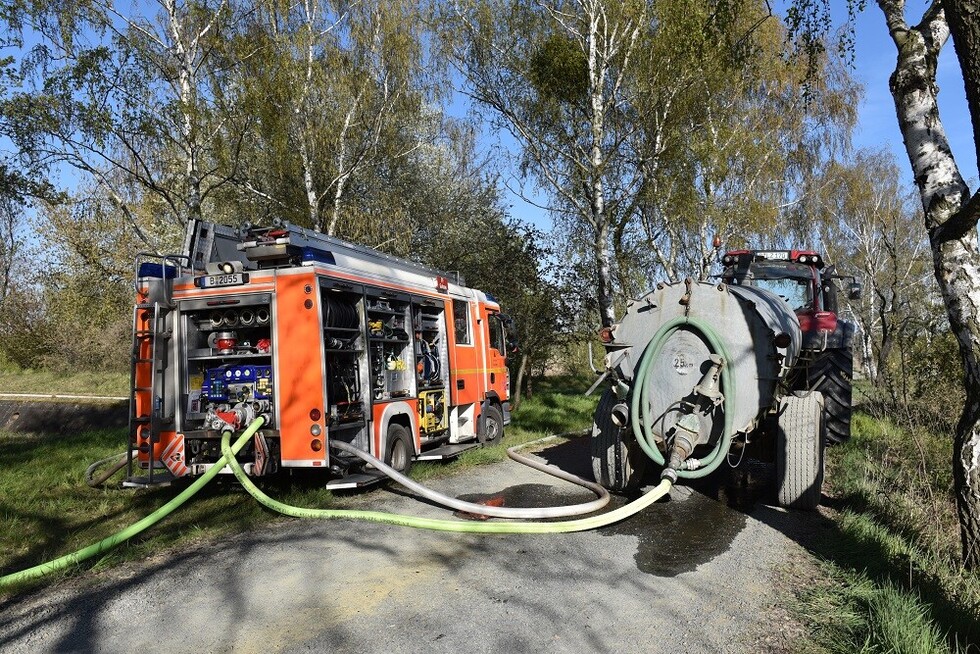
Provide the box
[436,276,449,293]
[310,408,322,421]
[311,438,323,452]
[598,327,614,343]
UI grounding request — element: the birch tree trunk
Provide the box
[878,0,980,567]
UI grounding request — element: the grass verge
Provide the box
[0,364,129,397]
[794,409,980,653]
[0,375,597,596]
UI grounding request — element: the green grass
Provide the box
[0,364,130,397]
[794,408,980,653]
[0,375,597,595]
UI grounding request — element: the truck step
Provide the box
[325,470,387,490]
[122,470,176,488]
[416,442,480,461]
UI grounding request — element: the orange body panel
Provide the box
[275,272,328,465]
[371,399,419,458]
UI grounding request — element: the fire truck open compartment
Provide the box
[177,292,279,475]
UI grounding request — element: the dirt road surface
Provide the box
[0,438,816,653]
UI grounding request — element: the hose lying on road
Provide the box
[0,418,266,589]
[0,418,672,588]
[222,431,671,534]
[330,436,610,519]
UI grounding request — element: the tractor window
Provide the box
[753,277,812,311]
[453,300,471,345]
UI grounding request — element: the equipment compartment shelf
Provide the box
[368,337,409,344]
[324,326,362,333]
[324,348,363,354]
[328,421,366,430]
[187,351,272,361]
[366,307,402,316]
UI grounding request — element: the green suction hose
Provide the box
[220,432,672,534]
[629,316,735,479]
[1,415,672,590]
[0,417,267,589]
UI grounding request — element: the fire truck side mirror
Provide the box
[501,314,519,354]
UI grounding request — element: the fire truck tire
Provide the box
[807,348,853,445]
[385,425,413,476]
[776,391,824,510]
[591,389,647,492]
[479,404,504,445]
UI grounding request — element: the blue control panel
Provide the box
[202,365,274,401]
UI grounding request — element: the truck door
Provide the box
[483,309,509,402]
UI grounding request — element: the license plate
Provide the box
[197,272,249,288]
[755,250,789,261]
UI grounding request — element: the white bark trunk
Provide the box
[878,0,980,567]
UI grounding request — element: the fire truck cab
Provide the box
[128,220,513,489]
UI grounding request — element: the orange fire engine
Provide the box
[128,220,514,489]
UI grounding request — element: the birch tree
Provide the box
[445,0,647,327]
[231,0,432,235]
[3,0,245,247]
[791,0,980,567]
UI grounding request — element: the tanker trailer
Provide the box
[591,278,825,509]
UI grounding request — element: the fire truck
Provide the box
[127,220,514,489]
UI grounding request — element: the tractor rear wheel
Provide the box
[776,391,824,510]
[591,389,647,492]
[807,348,853,445]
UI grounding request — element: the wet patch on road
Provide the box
[602,461,776,576]
[455,483,596,519]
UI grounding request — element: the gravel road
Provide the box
[0,437,817,654]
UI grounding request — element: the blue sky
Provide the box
[849,2,977,186]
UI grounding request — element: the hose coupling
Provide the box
[661,467,678,483]
[610,403,629,427]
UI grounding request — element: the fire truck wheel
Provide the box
[776,391,824,510]
[479,405,504,445]
[591,388,647,492]
[385,425,413,476]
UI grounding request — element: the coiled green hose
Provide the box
[220,432,672,534]
[0,418,266,589]
[629,316,735,479]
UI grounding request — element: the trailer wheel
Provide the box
[385,424,413,476]
[807,348,853,445]
[591,388,647,492]
[479,404,504,445]
[776,391,824,510]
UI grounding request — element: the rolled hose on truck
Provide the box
[630,316,736,480]
[0,416,672,589]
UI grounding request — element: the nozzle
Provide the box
[610,403,629,428]
[693,354,725,404]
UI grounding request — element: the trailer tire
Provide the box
[385,424,413,476]
[591,389,647,492]
[776,391,824,510]
[479,404,504,445]
[807,348,853,445]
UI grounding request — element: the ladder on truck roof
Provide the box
[184,219,465,286]
[125,253,185,488]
